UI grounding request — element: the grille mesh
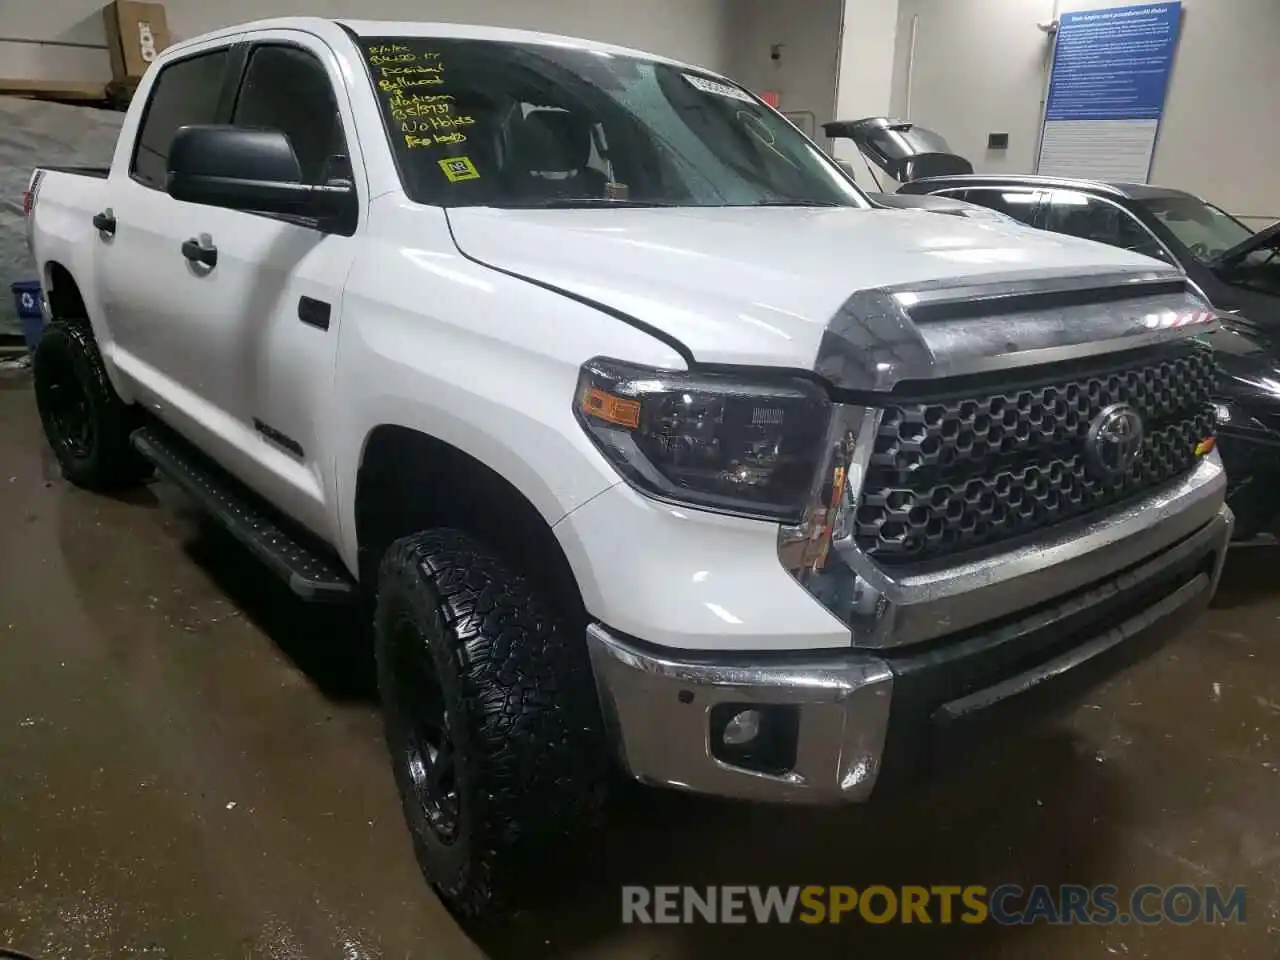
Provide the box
[854,344,1218,565]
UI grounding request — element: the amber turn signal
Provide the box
[580,385,642,430]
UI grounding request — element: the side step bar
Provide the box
[130,426,357,604]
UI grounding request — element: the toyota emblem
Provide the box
[1086,403,1144,480]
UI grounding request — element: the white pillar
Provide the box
[831,0,901,162]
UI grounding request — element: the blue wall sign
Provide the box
[1045,3,1183,122]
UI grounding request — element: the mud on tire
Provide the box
[32,322,151,490]
[373,528,608,919]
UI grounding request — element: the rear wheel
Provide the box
[32,323,151,489]
[374,528,607,919]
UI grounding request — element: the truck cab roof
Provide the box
[157,15,703,74]
[337,18,696,68]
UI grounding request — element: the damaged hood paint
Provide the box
[446,204,1182,368]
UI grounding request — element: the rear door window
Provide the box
[951,188,1041,226]
[132,49,231,189]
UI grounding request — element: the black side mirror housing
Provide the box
[166,125,356,232]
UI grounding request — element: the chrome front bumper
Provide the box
[587,502,1233,805]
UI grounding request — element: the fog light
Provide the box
[1214,403,1231,425]
[709,703,801,775]
[722,709,761,746]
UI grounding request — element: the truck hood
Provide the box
[869,191,1025,225]
[446,204,1189,369]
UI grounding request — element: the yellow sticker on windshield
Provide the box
[439,156,480,183]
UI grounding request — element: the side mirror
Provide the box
[836,160,857,181]
[166,125,355,231]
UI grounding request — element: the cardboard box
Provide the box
[102,1,170,83]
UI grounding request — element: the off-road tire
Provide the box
[374,528,608,920]
[32,323,151,490]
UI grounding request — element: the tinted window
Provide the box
[132,50,229,188]
[358,36,863,208]
[1139,196,1254,263]
[1044,191,1169,261]
[232,45,349,184]
[954,188,1040,225]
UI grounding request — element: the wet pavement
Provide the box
[2,373,1280,959]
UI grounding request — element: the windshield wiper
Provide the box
[499,197,682,209]
[753,199,846,207]
[492,197,848,210]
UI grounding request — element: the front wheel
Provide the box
[32,323,151,490]
[374,528,607,919]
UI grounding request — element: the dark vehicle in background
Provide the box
[896,176,1280,330]
[827,117,1280,542]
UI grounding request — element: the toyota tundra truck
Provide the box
[25,17,1232,918]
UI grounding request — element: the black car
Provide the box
[828,117,1280,328]
[895,176,1280,329]
[824,118,1280,541]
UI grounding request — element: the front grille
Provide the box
[854,343,1218,566]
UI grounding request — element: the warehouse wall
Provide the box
[830,0,900,180]
[889,0,1280,226]
[724,0,843,141]
[0,0,736,83]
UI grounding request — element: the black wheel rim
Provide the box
[389,614,461,843]
[42,359,95,461]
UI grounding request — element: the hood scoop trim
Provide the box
[816,267,1218,394]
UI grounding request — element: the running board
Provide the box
[130,426,357,603]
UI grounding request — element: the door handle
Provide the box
[181,235,218,268]
[92,209,116,236]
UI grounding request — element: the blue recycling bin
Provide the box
[10,280,45,354]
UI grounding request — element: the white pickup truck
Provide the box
[26,17,1232,918]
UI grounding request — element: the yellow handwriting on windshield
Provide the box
[379,64,444,76]
[405,131,469,148]
[370,48,477,155]
[388,93,455,119]
[378,76,444,91]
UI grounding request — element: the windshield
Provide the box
[1138,195,1255,262]
[358,36,865,209]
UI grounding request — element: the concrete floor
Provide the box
[2,374,1280,960]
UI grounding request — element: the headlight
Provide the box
[574,358,834,522]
